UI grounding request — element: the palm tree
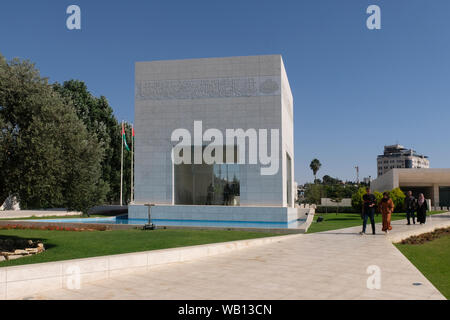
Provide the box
[310,159,322,183]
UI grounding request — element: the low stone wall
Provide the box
[320,198,352,207]
[298,210,316,233]
[0,210,81,219]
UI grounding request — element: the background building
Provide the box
[377,144,429,177]
[371,168,450,207]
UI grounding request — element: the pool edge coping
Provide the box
[0,219,307,233]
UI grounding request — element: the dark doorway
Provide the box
[439,187,450,207]
[400,187,432,201]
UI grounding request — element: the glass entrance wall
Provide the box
[174,146,240,206]
[439,187,450,207]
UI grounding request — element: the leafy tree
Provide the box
[0,54,106,213]
[302,175,359,205]
[0,105,12,201]
[323,184,343,199]
[322,181,357,199]
[309,159,322,183]
[389,188,406,213]
[374,191,383,208]
[322,175,342,185]
[53,80,134,205]
[303,183,323,204]
[351,187,382,213]
[54,81,117,203]
[351,187,367,213]
[342,184,359,198]
[351,187,403,214]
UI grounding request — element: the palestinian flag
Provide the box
[122,122,130,151]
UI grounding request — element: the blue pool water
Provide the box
[28,216,305,229]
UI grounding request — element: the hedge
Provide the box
[315,206,357,214]
[351,187,406,213]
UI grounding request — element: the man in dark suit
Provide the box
[404,191,417,225]
[360,188,377,235]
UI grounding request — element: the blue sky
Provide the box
[1,0,449,183]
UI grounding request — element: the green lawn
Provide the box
[395,234,450,299]
[307,211,445,234]
[0,228,278,267]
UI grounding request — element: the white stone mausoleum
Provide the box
[129,55,303,225]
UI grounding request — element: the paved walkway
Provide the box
[28,213,450,300]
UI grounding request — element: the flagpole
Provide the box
[131,124,134,203]
[120,120,124,206]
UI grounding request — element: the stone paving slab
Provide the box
[24,213,450,300]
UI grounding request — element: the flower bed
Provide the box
[399,227,450,245]
[0,224,107,232]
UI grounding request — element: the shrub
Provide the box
[351,187,405,213]
[351,187,367,213]
[374,191,383,205]
[315,206,356,214]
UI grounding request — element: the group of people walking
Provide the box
[359,188,428,235]
[404,191,428,225]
